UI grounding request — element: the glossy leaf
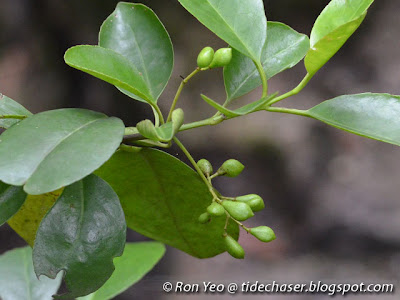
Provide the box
[0,247,62,300]
[0,94,32,129]
[99,2,173,103]
[0,182,26,226]
[201,93,276,118]
[308,93,400,146]
[8,189,63,247]
[0,108,124,195]
[78,242,165,300]
[177,0,267,61]
[95,149,239,258]
[224,22,310,102]
[33,174,126,299]
[305,0,374,75]
[65,45,153,103]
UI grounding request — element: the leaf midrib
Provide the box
[122,6,154,100]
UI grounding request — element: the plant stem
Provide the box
[173,136,218,199]
[131,139,170,148]
[179,114,226,131]
[265,73,313,106]
[254,60,268,98]
[151,106,160,127]
[266,106,311,118]
[0,115,28,120]
[166,68,201,122]
[152,104,165,125]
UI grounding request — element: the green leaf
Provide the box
[0,94,32,129]
[136,120,175,142]
[0,108,124,195]
[0,247,63,300]
[305,0,374,75]
[177,0,267,61]
[64,45,154,103]
[201,93,277,117]
[78,242,165,300]
[224,22,310,102]
[99,3,173,103]
[0,182,27,226]
[7,189,63,247]
[95,149,239,258]
[33,174,126,299]
[308,93,400,146]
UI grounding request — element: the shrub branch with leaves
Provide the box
[0,0,391,298]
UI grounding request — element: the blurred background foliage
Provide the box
[0,0,399,299]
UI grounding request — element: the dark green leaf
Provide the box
[177,0,267,61]
[95,149,239,258]
[8,189,63,247]
[64,45,154,103]
[224,22,310,102]
[0,94,32,129]
[99,3,173,103]
[33,174,126,299]
[201,93,277,117]
[0,247,62,300]
[0,182,27,226]
[78,242,165,300]
[305,0,374,75]
[0,108,124,195]
[308,93,400,146]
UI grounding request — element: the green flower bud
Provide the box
[197,159,213,176]
[250,226,276,243]
[222,200,254,221]
[218,159,244,177]
[198,212,211,224]
[236,194,265,212]
[207,202,225,217]
[209,48,232,68]
[197,46,215,68]
[224,235,245,259]
[171,108,184,134]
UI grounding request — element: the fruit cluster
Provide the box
[197,46,233,69]
[197,158,275,259]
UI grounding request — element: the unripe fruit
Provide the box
[207,202,225,217]
[250,226,276,243]
[218,159,244,177]
[198,212,211,224]
[197,46,214,68]
[197,159,213,176]
[224,235,245,259]
[222,200,254,221]
[236,194,265,212]
[209,48,232,68]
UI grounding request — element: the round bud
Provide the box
[250,226,276,243]
[218,159,244,177]
[207,202,225,217]
[236,194,265,212]
[209,48,232,68]
[198,212,211,224]
[197,46,215,68]
[197,159,213,176]
[224,235,245,259]
[221,200,254,221]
